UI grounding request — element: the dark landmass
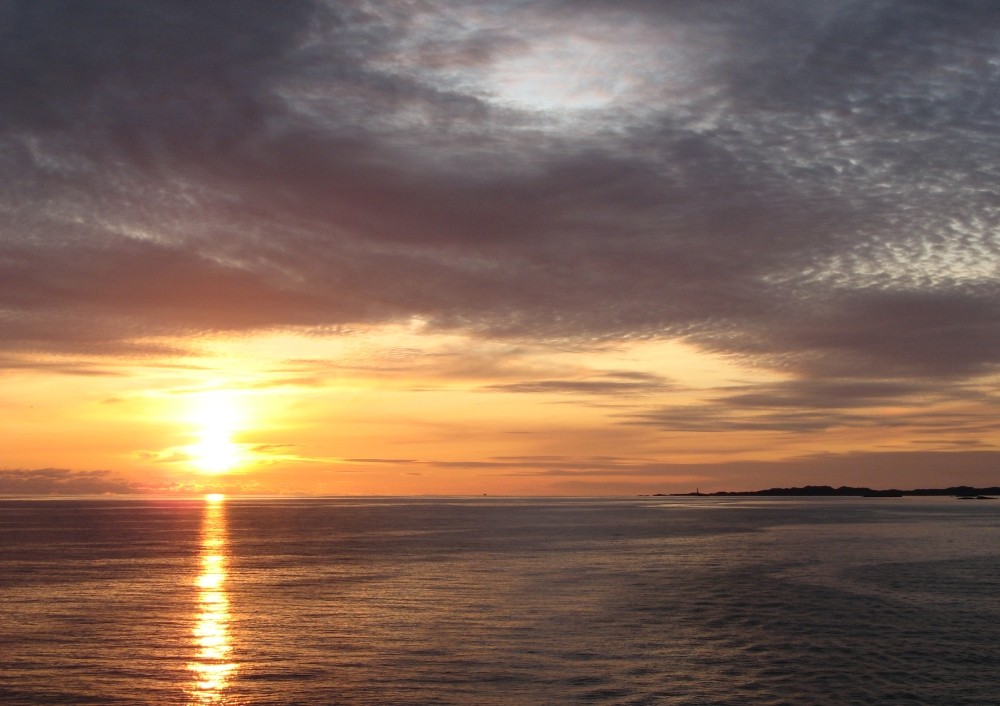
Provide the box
[657,485,1000,497]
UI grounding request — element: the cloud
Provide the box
[625,377,1000,433]
[137,449,195,464]
[485,371,672,396]
[372,455,717,477]
[331,454,709,479]
[1,0,998,397]
[344,458,422,465]
[0,468,139,494]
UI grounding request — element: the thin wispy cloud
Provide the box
[485,371,673,396]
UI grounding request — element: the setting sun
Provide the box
[188,391,245,474]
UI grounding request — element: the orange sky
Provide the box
[4,326,999,495]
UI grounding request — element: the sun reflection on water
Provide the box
[187,494,236,703]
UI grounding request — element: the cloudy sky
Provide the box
[2,0,1000,495]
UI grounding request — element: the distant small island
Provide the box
[654,485,1000,498]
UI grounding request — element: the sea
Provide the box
[0,496,998,705]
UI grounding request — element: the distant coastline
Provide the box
[657,485,1000,497]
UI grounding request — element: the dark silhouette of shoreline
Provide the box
[657,485,999,497]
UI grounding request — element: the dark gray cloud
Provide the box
[0,0,316,139]
[2,0,999,394]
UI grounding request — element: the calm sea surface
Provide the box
[1,496,998,705]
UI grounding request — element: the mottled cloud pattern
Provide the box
[2,1,999,409]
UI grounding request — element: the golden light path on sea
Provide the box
[187,494,236,704]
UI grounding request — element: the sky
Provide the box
[2,0,1000,495]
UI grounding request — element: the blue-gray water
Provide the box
[1,496,998,705]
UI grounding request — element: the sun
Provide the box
[191,435,241,474]
[188,391,245,474]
